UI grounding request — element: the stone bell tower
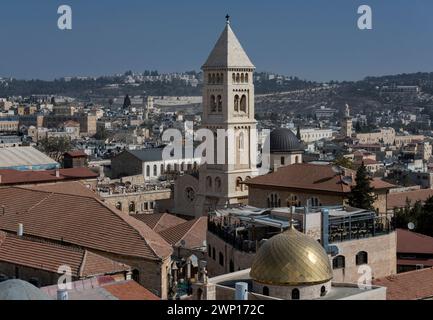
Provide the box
[194,16,258,216]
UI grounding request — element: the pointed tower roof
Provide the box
[202,20,254,69]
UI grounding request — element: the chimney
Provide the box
[17,223,23,237]
[55,168,60,178]
[57,288,69,300]
[235,282,248,300]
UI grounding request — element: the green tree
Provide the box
[38,136,72,163]
[333,156,354,170]
[347,163,375,210]
[415,196,433,236]
[123,94,131,109]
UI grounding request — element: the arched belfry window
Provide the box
[232,73,236,83]
[245,73,249,83]
[241,73,245,83]
[216,74,220,83]
[217,95,222,112]
[211,74,216,84]
[210,95,216,112]
[236,73,240,83]
[240,95,247,112]
[234,95,240,112]
[292,288,300,300]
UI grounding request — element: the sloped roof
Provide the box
[397,228,433,255]
[133,213,186,233]
[19,181,99,199]
[245,163,394,194]
[0,231,130,277]
[373,267,433,300]
[387,189,433,210]
[0,187,173,261]
[0,147,58,169]
[158,217,207,249]
[202,23,254,69]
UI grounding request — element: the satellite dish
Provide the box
[332,165,342,174]
[408,222,415,230]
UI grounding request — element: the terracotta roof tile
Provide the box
[373,267,433,300]
[0,168,98,186]
[20,181,99,199]
[387,189,433,210]
[397,228,433,255]
[158,217,207,248]
[0,187,173,261]
[133,213,186,233]
[245,163,394,194]
[0,232,130,277]
[103,280,160,300]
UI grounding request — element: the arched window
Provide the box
[132,269,140,282]
[174,163,179,172]
[115,202,122,210]
[245,73,249,83]
[212,247,216,260]
[287,194,300,207]
[267,193,280,208]
[295,155,300,164]
[215,177,222,192]
[210,95,216,112]
[320,286,327,297]
[236,177,243,192]
[153,165,157,176]
[234,95,240,112]
[244,176,251,191]
[236,73,240,83]
[333,255,345,269]
[146,165,150,177]
[220,73,224,83]
[241,73,245,83]
[211,74,216,84]
[309,197,321,207]
[263,286,269,296]
[232,73,236,83]
[356,251,368,265]
[206,176,213,191]
[181,162,185,171]
[217,95,222,112]
[229,260,234,272]
[216,74,220,83]
[238,132,245,150]
[281,156,285,165]
[161,164,164,174]
[240,95,247,112]
[193,162,198,170]
[291,288,300,300]
[208,74,212,84]
[219,252,224,266]
[129,201,135,213]
[166,164,172,172]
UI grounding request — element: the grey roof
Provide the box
[128,148,164,162]
[202,22,254,69]
[0,280,51,300]
[0,146,58,168]
[269,128,304,153]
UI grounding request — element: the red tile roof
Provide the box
[103,280,160,300]
[20,181,99,199]
[0,168,98,186]
[0,231,130,277]
[65,150,87,158]
[373,267,433,300]
[133,213,186,233]
[245,163,394,194]
[397,229,433,255]
[387,189,433,210]
[0,187,173,261]
[158,217,207,248]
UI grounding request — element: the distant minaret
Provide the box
[341,104,353,138]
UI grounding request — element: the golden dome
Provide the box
[250,226,333,286]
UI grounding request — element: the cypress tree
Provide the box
[348,163,375,210]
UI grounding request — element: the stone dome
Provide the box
[269,128,303,153]
[0,279,51,300]
[250,226,333,286]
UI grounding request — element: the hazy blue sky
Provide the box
[0,0,432,81]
